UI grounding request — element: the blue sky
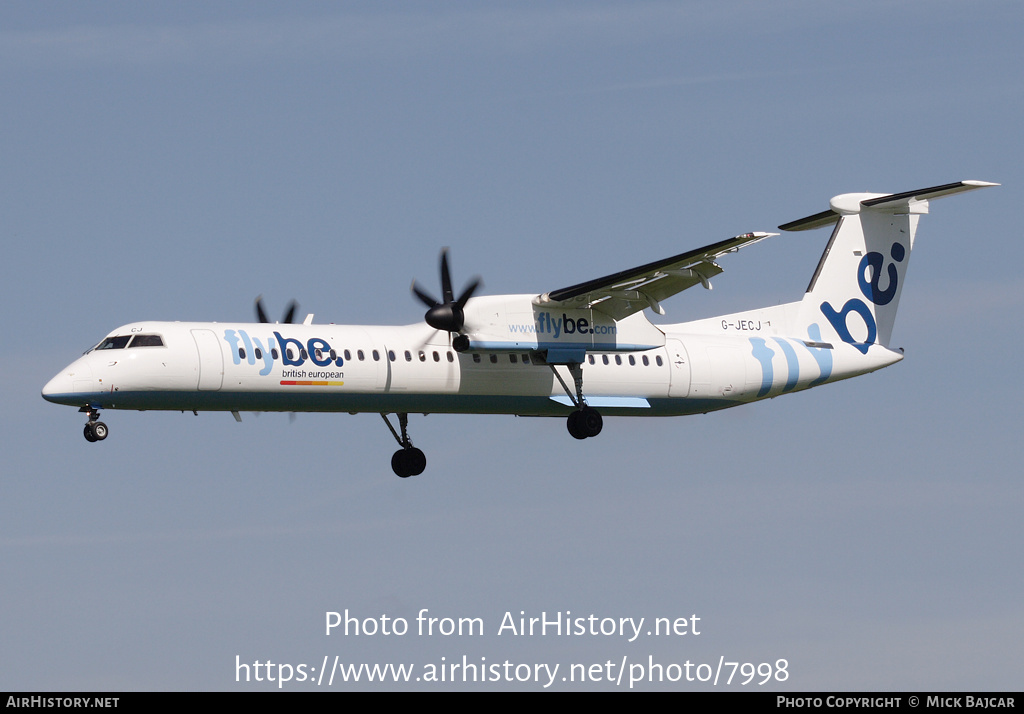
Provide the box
[2,1,1021,690]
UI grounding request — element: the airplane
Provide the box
[42,180,996,477]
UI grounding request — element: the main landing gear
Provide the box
[80,408,108,443]
[381,413,426,478]
[548,361,603,440]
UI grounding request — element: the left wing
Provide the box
[534,232,777,320]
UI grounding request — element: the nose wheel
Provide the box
[81,409,108,442]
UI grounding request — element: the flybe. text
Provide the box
[223,329,342,376]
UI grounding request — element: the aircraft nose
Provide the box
[42,372,74,403]
[42,360,93,404]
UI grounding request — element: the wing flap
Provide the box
[550,396,651,409]
[536,231,776,320]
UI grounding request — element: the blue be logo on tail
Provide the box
[820,242,905,354]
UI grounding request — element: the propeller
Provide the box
[411,248,481,342]
[255,295,299,324]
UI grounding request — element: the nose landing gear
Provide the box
[81,408,108,442]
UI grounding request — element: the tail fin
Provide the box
[781,180,997,352]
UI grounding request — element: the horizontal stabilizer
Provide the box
[862,180,999,209]
[780,180,999,232]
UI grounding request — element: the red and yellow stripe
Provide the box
[280,380,344,387]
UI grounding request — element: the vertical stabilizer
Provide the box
[780,181,997,352]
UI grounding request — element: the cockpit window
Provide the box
[95,335,132,350]
[128,334,164,347]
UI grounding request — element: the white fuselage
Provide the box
[42,298,902,420]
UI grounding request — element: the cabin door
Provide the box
[191,329,224,391]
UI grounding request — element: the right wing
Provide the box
[534,232,777,320]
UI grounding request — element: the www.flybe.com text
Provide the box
[509,313,617,338]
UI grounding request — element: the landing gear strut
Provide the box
[381,413,426,478]
[80,408,108,443]
[549,361,603,440]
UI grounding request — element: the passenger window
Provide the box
[473,354,481,363]
[238,348,246,360]
[433,351,440,362]
[656,356,663,366]
[628,355,636,366]
[388,350,395,362]
[272,349,279,359]
[374,350,381,361]
[405,351,412,362]
[447,352,454,362]
[522,354,530,364]
[509,354,517,363]
[418,351,426,362]
[255,348,262,360]
[358,350,365,361]
[489,354,497,364]
[588,355,595,365]
[642,355,649,366]
[602,355,609,365]
[615,355,622,365]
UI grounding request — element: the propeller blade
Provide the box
[414,327,442,350]
[455,277,482,310]
[255,296,299,324]
[412,281,441,309]
[440,248,454,304]
[255,296,270,323]
[283,300,298,324]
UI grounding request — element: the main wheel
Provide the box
[391,450,411,477]
[391,448,427,478]
[567,407,603,439]
[567,410,587,440]
[406,447,426,476]
[580,407,602,437]
[84,423,97,442]
[91,422,109,441]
